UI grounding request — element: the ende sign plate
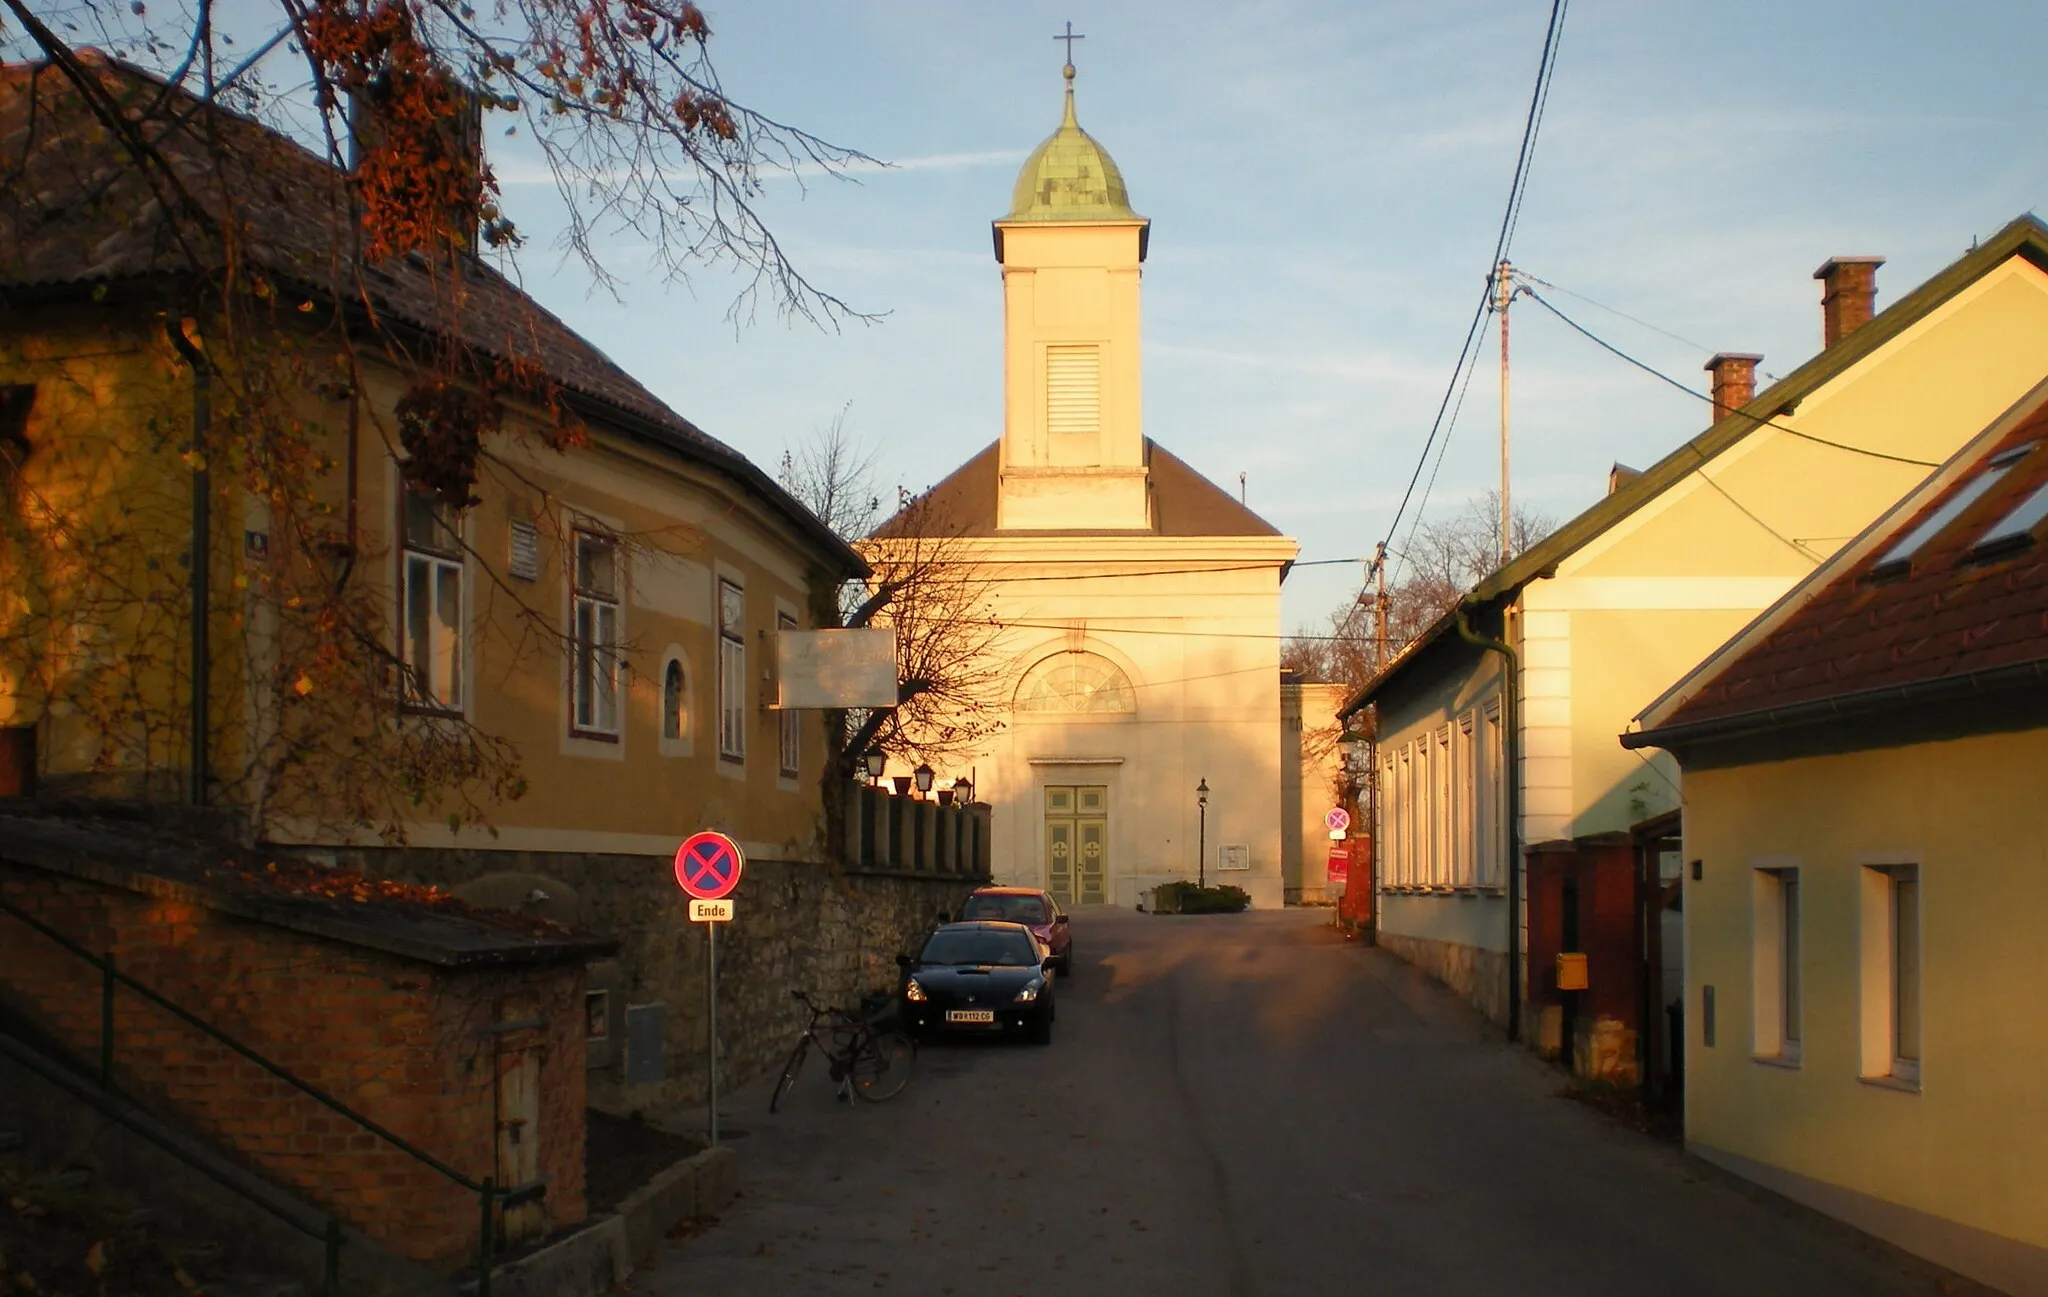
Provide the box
[689,898,735,923]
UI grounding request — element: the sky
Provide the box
[36,0,2048,631]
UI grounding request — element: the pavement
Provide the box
[632,906,1985,1297]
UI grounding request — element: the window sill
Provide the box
[399,701,465,721]
[569,728,621,745]
[1858,1073,1921,1094]
[1751,1052,1802,1070]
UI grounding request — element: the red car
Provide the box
[957,887,1072,975]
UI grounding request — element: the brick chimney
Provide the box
[1704,353,1762,423]
[1814,257,1885,349]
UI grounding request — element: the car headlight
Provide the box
[1014,980,1043,1003]
[905,980,928,1002]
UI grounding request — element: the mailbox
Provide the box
[1556,952,1589,991]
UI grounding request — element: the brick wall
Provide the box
[0,864,586,1267]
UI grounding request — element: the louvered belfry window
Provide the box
[1045,344,1101,438]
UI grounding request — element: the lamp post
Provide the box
[1196,777,1210,889]
[863,748,887,782]
[913,763,935,799]
[954,776,974,805]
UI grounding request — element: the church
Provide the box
[868,59,1303,909]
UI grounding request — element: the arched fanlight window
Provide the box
[663,658,688,740]
[1014,651,1136,714]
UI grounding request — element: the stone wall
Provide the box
[0,864,587,1267]
[324,845,986,1112]
[1376,930,1511,1029]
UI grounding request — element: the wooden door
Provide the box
[496,1046,543,1246]
[1045,785,1109,906]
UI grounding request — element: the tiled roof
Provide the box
[0,55,862,575]
[1645,391,2048,736]
[0,811,615,967]
[871,438,1283,539]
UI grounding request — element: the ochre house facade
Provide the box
[1,56,879,1109]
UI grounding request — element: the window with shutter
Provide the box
[1045,344,1101,437]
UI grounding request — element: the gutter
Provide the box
[1625,656,2048,754]
[1454,605,1521,1043]
[164,318,210,808]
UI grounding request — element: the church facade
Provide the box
[869,69,1299,909]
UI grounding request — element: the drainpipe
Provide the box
[166,319,210,807]
[1455,603,1521,1042]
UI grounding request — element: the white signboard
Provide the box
[689,898,735,923]
[776,629,900,709]
[1216,844,1251,872]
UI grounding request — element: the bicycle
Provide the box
[768,990,916,1112]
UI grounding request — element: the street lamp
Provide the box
[913,763,935,798]
[954,776,974,805]
[863,748,887,781]
[1196,777,1210,889]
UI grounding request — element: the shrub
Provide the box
[1151,881,1251,915]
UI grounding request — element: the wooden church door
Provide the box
[1045,785,1109,905]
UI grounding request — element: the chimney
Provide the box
[1704,353,1762,423]
[1814,256,1884,349]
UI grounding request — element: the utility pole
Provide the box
[1373,541,1390,674]
[1497,258,1513,566]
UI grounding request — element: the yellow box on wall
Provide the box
[1556,952,1589,991]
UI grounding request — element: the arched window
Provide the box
[662,658,688,740]
[1015,651,1136,714]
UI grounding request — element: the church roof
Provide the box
[1004,87,1142,224]
[871,440,1283,540]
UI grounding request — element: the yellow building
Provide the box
[868,65,1300,907]
[1,57,877,1106]
[1340,217,2048,1047]
[1624,380,2048,1296]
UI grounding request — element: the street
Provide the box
[638,908,1976,1297]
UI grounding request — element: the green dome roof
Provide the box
[1005,88,1141,223]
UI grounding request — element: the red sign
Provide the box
[1326,843,1351,885]
[673,831,745,901]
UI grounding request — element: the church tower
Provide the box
[991,62,1152,531]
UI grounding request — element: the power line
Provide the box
[1373,0,1571,575]
[1517,287,1941,469]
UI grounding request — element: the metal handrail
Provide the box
[0,892,508,1295]
[0,1030,345,1297]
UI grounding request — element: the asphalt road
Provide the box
[636,907,1980,1297]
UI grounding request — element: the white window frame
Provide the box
[399,489,465,714]
[776,610,800,780]
[1455,714,1476,887]
[717,578,746,762]
[1751,863,1802,1065]
[570,530,622,739]
[1859,862,1922,1088]
[1479,700,1504,889]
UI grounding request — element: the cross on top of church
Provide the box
[1054,21,1085,86]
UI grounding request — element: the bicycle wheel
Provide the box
[769,1035,810,1113]
[849,1030,915,1103]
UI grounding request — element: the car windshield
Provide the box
[919,929,1039,967]
[959,894,1051,925]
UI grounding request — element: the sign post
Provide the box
[673,832,743,1146]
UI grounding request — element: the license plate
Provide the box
[945,1010,996,1023]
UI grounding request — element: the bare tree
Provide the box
[1283,492,1556,696]
[778,418,1006,773]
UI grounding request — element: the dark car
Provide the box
[957,887,1073,974]
[897,922,1057,1045]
